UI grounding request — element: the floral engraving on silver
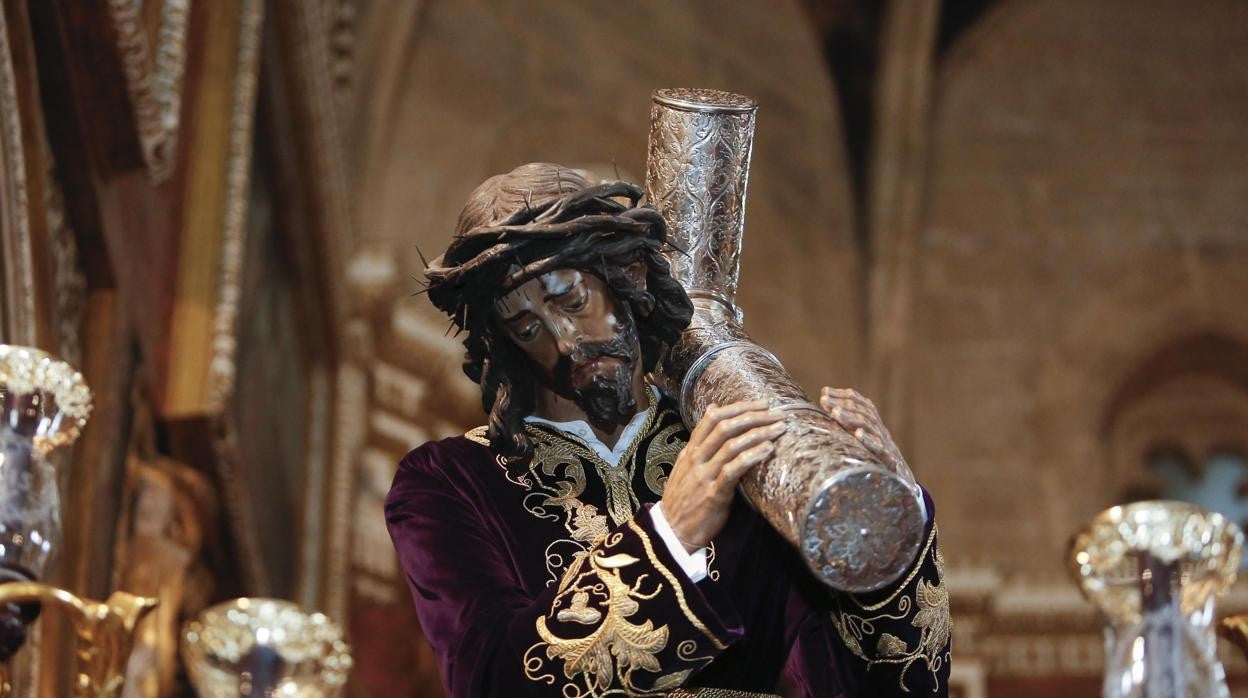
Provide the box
[645,90,924,593]
[1070,500,1243,698]
[646,87,755,312]
[182,598,353,697]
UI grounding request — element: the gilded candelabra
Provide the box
[0,584,156,697]
[1220,615,1248,660]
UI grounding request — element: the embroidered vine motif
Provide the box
[464,425,489,445]
[705,542,720,582]
[830,526,950,693]
[524,521,720,697]
[470,395,694,592]
[667,690,782,697]
[523,389,663,526]
[512,430,609,585]
[528,548,669,695]
[643,421,684,497]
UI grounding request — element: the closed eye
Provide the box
[562,291,589,312]
[514,322,542,341]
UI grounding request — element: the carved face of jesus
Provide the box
[495,269,645,431]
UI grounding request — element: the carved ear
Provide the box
[622,260,647,291]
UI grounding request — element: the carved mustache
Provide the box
[556,335,635,385]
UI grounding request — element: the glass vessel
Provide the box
[182,598,352,697]
[1070,500,1243,697]
[0,345,91,581]
[0,345,91,660]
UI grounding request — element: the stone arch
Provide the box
[1100,331,1248,500]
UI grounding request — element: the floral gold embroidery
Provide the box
[878,632,908,657]
[643,422,684,496]
[527,546,669,695]
[628,520,729,652]
[464,425,489,445]
[667,690,781,697]
[511,392,687,584]
[830,525,951,693]
[558,591,603,625]
[706,542,720,582]
[524,519,723,696]
[571,504,610,543]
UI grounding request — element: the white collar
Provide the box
[525,386,659,467]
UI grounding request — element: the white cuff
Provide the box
[650,503,708,583]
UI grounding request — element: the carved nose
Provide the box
[550,319,581,357]
[555,337,578,357]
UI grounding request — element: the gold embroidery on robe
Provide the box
[501,391,685,584]
[523,519,723,696]
[643,422,684,497]
[667,690,781,697]
[830,525,951,693]
[464,425,490,445]
[530,549,668,693]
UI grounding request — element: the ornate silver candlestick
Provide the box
[645,89,925,592]
[1070,500,1242,697]
[182,598,352,697]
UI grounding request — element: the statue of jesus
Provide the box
[386,162,950,697]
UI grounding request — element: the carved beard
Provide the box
[543,308,641,432]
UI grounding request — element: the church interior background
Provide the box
[0,0,1245,695]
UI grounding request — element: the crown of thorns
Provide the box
[424,180,673,330]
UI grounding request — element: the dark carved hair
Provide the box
[425,163,693,461]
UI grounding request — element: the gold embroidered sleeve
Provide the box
[826,522,952,696]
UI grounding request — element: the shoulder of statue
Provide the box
[397,432,495,478]
[464,425,490,446]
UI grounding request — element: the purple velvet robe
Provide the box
[386,395,950,697]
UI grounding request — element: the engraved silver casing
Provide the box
[645,88,924,592]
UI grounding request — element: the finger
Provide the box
[821,387,878,410]
[721,440,776,484]
[819,397,875,425]
[819,396,894,441]
[822,403,886,437]
[696,408,783,463]
[711,420,787,468]
[690,400,769,443]
[822,387,864,398]
[820,391,880,418]
[832,411,883,439]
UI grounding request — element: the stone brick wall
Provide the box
[916,0,1248,577]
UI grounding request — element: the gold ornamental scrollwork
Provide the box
[1219,614,1248,661]
[0,583,157,697]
